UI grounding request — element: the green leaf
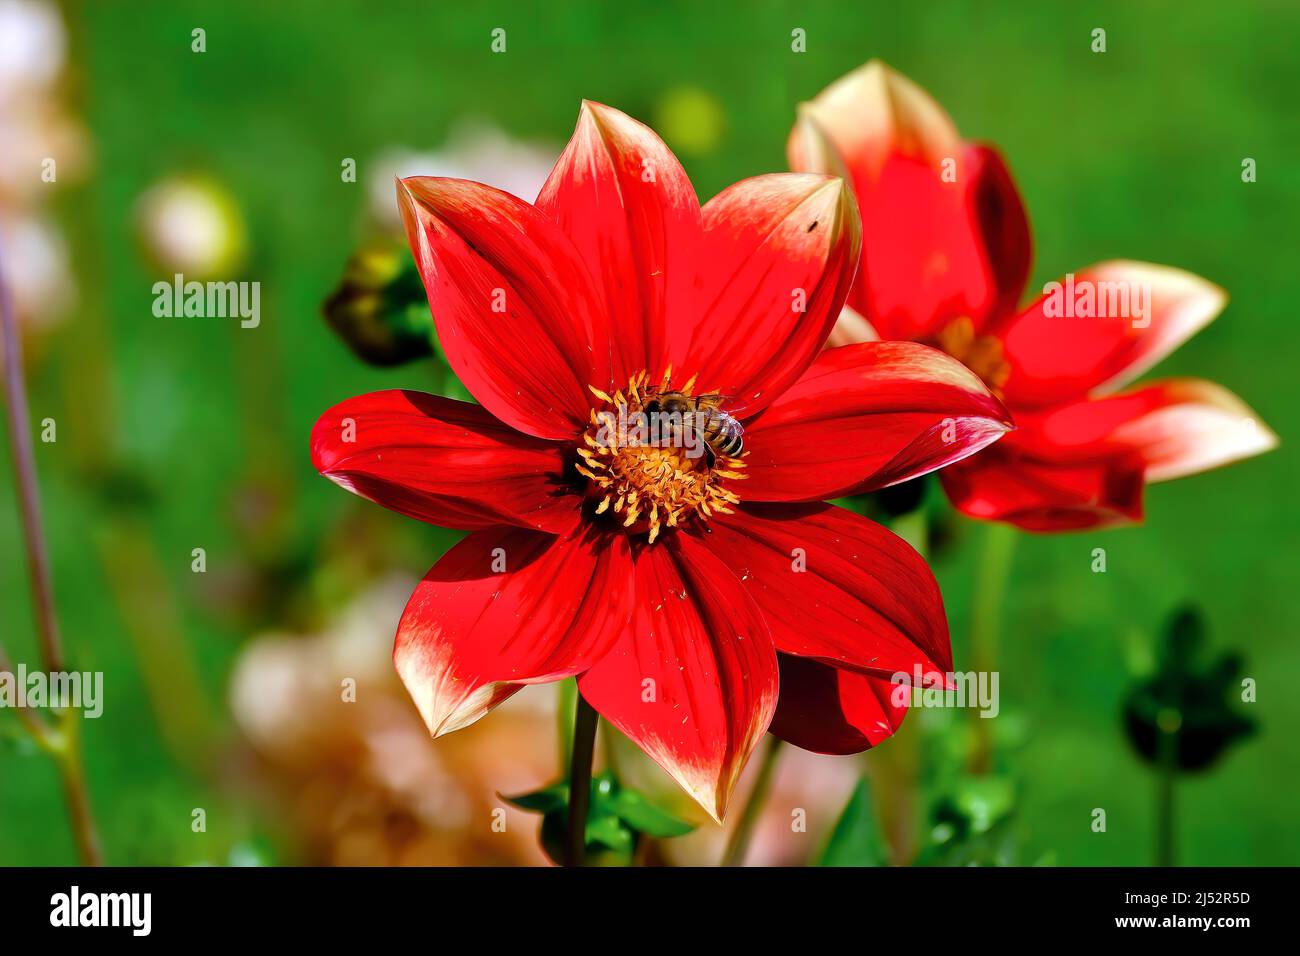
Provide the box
[949,776,1015,835]
[816,778,888,867]
[611,789,696,838]
[502,781,568,814]
[508,770,694,864]
[585,813,635,853]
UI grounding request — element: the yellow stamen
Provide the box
[575,369,746,544]
[932,316,1011,394]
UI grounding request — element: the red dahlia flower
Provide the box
[311,101,1012,819]
[789,62,1277,531]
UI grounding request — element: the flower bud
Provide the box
[322,239,434,366]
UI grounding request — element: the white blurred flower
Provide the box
[0,213,73,325]
[231,576,416,762]
[0,0,66,100]
[135,175,248,279]
[367,120,556,228]
[0,100,88,204]
[231,575,558,866]
[0,0,86,344]
[0,0,88,204]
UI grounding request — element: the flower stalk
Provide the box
[564,694,600,867]
[1155,718,1178,867]
[969,520,1016,774]
[0,242,104,866]
[867,503,929,865]
[721,736,783,866]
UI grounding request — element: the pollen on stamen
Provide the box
[578,370,747,543]
[932,316,1011,394]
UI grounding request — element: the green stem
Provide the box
[722,736,783,866]
[564,695,599,867]
[556,678,577,769]
[969,521,1016,775]
[1156,722,1178,867]
[0,645,56,751]
[53,709,103,867]
[869,506,928,864]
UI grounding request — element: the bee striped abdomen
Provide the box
[706,412,744,457]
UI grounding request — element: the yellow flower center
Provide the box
[576,370,746,544]
[931,316,1010,395]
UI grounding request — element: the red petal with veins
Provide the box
[741,341,1012,501]
[667,173,861,416]
[789,62,1031,341]
[578,535,778,823]
[536,101,703,382]
[996,261,1226,409]
[693,502,952,679]
[939,438,1146,532]
[769,654,907,755]
[396,177,611,440]
[395,526,634,737]
[311,389,578,534]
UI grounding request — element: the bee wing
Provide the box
[699,394,756,421]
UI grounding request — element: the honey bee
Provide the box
[641,388,744,466]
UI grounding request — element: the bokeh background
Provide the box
[1,0,1296,865]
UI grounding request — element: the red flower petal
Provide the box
[939,439,1146,531]
[769,654,907,755]
[667,173,861,416]
[849,145,1030,343]
[536,101,703,381]
[967,145,1034,326]
[397,176,611,440]
[395,526,634,737]
[789,60,960,184]
[1108,379,1278,482]
[789,63,1031,340]
[992,378,1277,484]
[996,261,1226,409]
[741,341,1012,501]
[577,536,778,823]
[693,502,952,679]
[311,389,578,534]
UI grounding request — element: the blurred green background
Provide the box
[1,0,1296,865]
